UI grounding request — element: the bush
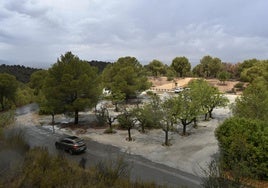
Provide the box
[92,155,131,186]
[215,117,268,180]
[0,110,15,129]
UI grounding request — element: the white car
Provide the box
[174,87,183,93]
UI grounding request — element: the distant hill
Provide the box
[0,61,112,83]
[87,60,112,72]
[0,64,41,83]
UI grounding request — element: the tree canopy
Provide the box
[216,117,268,180]
[146,59,165,77]
[193,55,223,78]
[188,79,228,120]
[171,56,191,77]
[42,52,101,124]
[233,77,268,121]
[0,73,18,111]
[102,56,151,101]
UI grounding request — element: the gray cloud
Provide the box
[0,0,268,68]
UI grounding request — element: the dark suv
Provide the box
[55,136,87,154]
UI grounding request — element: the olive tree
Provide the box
[188,79,229,120]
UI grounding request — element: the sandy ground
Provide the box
[149,77,239,94]
[16,93,237,177]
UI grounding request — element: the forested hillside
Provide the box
[0,64,40,83]
[87,60,112,72]
[0,61,111,83]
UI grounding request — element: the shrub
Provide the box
[216,117,268,180]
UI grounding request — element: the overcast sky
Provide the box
[1,0,268,68]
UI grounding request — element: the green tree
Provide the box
[117,108,137,141]
[43,52,101,125]
[216,117,268,180]
[146,59,165,77]
[173,89,201,135]
[195,55,223,78]
[171,56,191,77]
[29,70,48,95]
[240,60,268,82]
[160,98,177,146]
[15,84,35,107]
[102,56,151,101]
[233,77,268,121]
[132,105,153,133]
[217,71,231,85]
[188,79,229,120]
[133,94,162,133]
[0,73,18,111]
[237,58,258,77]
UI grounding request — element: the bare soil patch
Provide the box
[148,77,239,93]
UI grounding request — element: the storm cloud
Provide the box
[0,0,267,68]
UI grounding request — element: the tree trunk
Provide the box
[127,128,132,141]
[115,103,119,112]
[51,113,55,124]
[204,113,208,121]
[182,124,187,135]
[209,109,213,119]
[141,124,145,133]
[193,117,197,128]
[109,121,112,129]
[74,110,79,125]
[165,130,169,146]
[51,113,55,133]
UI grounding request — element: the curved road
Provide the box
[16,104,202,188]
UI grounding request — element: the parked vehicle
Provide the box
[174,87,184,93]
[55,136,87,154]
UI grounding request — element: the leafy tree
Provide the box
[146,59,165,77]
[205,91,229,120]
[29,70,48,95]
[102,56,151,101]
[171,56,191,77]
[173,89,201,135]
[165,65,176,81]
[132,105,153,133]
[237,58,259,76]
[216,117,268,180]
[0,73,18,111]
[217,71,231,85]
[192,64,203,77]
[188,79,229,120]
[194,55,223,78]
[15,84,35,107]
[240,60,268,82]
[109,90,125,112]
[222,62,240,79]
[233,77,268,121]
[133,94,162,133]
[117,108,137,141]
[160,98,177,146]
[96,104,117,133]
[43,52,101,124]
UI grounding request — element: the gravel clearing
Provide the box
[16,94,237,177]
